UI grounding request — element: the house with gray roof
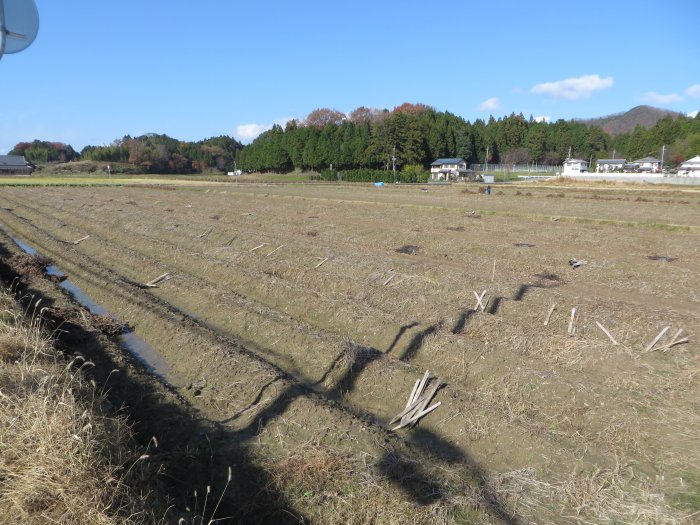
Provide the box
[678,155,700,176]
[430,157,469,181]
[596,158,626,172]
[633,157,662,172]
[0,155,34,175]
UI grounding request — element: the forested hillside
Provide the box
[236,104,700,173]
[11,134,243,174]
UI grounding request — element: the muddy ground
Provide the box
[0,182,698,524]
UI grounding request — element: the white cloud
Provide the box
[533,115,550,123]
[688,110,699,118]
[641,92,684,105]
[531,74,614,100]
[234,123,270,142]
[685,84,700,98]
[234,117,292,143]
[477,97,501,111]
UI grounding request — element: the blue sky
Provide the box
[1,0,699,153]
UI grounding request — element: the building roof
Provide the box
[0,155,30,167]
[597,159,626,164]
[633,157,661,163]
[680,155,700,166]
[564,158,587,164]
[431,158,465,166]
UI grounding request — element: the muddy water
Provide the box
[10,236,173,381]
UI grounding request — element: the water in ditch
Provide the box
[10,236,173,381]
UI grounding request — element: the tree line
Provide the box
[237,104,700,173]
[10,135,243,174]
[9,104,700,175]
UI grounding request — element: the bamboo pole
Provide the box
[595,321,618,345]
[568,307,577,335]
[544,303,556,326]
[266,245,285,257]
[249,243,269,252]
[644,326,670,353]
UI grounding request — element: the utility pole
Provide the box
[660,145,665,172]
[391,146,397,184]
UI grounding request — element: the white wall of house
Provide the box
[562,159,588,175]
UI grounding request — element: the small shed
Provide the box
[0,155,34,175]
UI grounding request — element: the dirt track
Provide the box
[0,182,698,523]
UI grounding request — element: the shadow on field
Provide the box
[230,320,523,525]
[0,242,306,525]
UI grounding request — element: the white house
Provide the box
[562,157,589,175]
[430,158,469,181]
[596,158,626,172]
[633,157,662,172]
[677,155,700,176]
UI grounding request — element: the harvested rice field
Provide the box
[0,181,698,524]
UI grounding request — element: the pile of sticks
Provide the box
[390,370,441,431]
[645,327,689,353]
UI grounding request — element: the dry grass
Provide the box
[0,293,167,524]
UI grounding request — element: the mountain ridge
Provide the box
[578,105,683,135]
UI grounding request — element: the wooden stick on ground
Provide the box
[645,326,670,353]
[249,243,269,252]
[491,260,496,282]
[595,321,618,345]
[266,245,285,257]
[197,228,212,239]
[314,257,329,269]
[473,290,487,311]
[649,328,687,353]
[392,402,442,430]
[143,272,172,288]
[655,338,690,353]
[567,307,577,335]
[383,274,396,286]
[60,235,90,245]
[389,372,433,425]
[544,303,556,326]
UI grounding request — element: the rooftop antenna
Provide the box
[0,0,39,61]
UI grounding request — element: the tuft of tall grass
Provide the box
[0,290,169,524]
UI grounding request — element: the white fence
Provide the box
[470,163,561,173]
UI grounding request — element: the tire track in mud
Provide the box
[0,191,619,481]
[0,204,533,525]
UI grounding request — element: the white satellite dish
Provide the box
[0,0,39,60]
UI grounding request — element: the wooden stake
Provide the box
[392,402,441,430]
[266,245,285,257]
[595,321,618,345]
[473,290,487,311]
[491,259,496,282]
[314,257,329,269]
[143,272,172,288]
[405,379,421,410]
[645,326,670,353]
[568,307,577,335]
[60,235,90,245]
[655,338,690,353]
[249,243,268,252]
[544,303,556,326]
